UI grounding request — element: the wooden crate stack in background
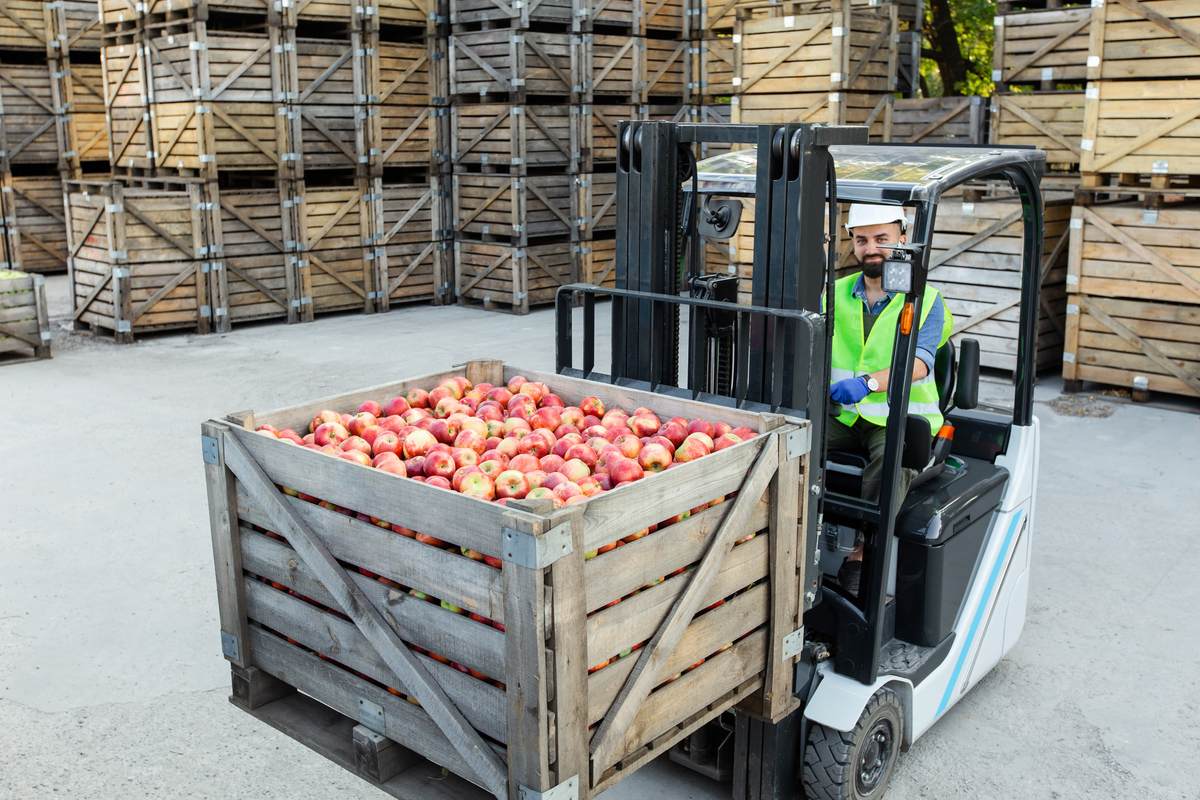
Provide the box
[72,0,449,341]
[0,1,106,277]
[989,0,1091,193]
[447,0,690,313]
[1062,0,1200,400]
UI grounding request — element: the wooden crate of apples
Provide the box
[204,360,811,800]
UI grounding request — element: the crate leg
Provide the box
[353,725,421,783]
[1062,379,1083,394]
[231,665,295,711]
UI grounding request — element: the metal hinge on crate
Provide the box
[502,522,572,569]
[519,776,579,800]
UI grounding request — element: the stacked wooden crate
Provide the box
[0,2,106,276]
[447,0,690,312]
[75,0,449,341]
[0,267,51,362]
[989,0,1091,191]
[1062,0,1200,400]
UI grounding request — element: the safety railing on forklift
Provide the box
[554,282,825,422]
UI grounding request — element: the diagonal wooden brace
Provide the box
[220,431,509,799]
[588,432,780,776]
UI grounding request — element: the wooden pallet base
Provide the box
[232,689,489,800]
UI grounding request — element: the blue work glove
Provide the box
[830,376,871,405]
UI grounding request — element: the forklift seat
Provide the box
[825,339,964,497]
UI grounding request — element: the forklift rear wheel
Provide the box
[802,687,903,800]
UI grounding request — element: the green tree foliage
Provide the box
[922,0,996,97]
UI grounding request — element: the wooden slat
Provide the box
[1077,295,1200,394]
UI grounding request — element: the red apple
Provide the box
[314,422,350,447]
[674,433,713,463]
[359,425,386,447]
[406,388,430,409]
[638,443,673,473]
[309,409,340,433]
[460,417,488,437]
[486,387,514,406]
[593,473,614,491]
[595,445,625,475]
[478,459,506,481]
[380,416,406,435]
[372,431,403,457]
[381,396,409,417]
[341,436,372,455]
[481,449,510,468]
[348,412,377,437]
[579,396,605,417]
[564,443,598,470]
[494,469,531,500]
[551,433,583,458]
[578,476,604,497]
[376,459,407,478]
[454,429,487,456]
[433,396,462,419]
[540,393,564,408]
[526,487,564,507]
[586,436,610,455]
[459,471,495,501]
[601,409,629,429]
[628,412,661,437]
[554,482,584,502]
[428,419,458,445]
[476,401,505,422]
[403,429,438,458]
[518,382,545,404]
[257,424,279,436]
[558,458,592,483]
[529,407,562,431]
[658,421,688,448]
[560,407,586,427]
[508,453,541,474]
[731,426,757,439]
[603,426,627,444]
[713,433,743,451]
[507,375,528,393]
[553,424,581,441]
[525,470,548,490]
[496,438,522,459]
[429,386,453,407]
[372,451,400,468]
[452,448,478,469]
[278,428,305,445]
[452,465,482,491]
[539,454,566,474]
[507,393,537,418]
[687,419,717,439]
[609,458,645,484]
[542,472,570,492]
[519,431,555,459]
[424,450,457,479]
[502,418,532,437]
[425,476,452,490]
[339,450,371,467]
[613,432,642,459]
[404,455,426,476]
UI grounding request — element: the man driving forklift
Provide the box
[826,204,953,595]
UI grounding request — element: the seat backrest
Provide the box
[934,340,957,414]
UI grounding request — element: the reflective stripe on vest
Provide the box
[829,273,953,431]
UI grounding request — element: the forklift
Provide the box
[554,121,1044,799]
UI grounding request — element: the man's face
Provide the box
[852,222,905,280]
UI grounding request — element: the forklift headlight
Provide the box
[881,259,913,294]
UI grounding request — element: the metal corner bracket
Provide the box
[502,522,573,569]
[202,435,220,465]
[782,627,805,661]
[785,426,812,461]
[519,775,579,800]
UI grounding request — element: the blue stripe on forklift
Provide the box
[936,509,1024,716]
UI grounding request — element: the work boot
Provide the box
[837,560,861,596]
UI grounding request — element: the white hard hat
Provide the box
[844,203,907,235]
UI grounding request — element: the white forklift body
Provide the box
[805,417,1040,743]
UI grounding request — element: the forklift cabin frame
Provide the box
[555,122,1047,693]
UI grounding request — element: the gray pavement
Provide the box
[2,274,1198,799]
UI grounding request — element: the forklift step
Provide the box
[877,635,955,686]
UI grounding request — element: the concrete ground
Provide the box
[2,274,1198,799]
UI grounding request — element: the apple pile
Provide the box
[255,374,761,685]
[257,373,756,507]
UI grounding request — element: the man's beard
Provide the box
[860,256,883,280]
